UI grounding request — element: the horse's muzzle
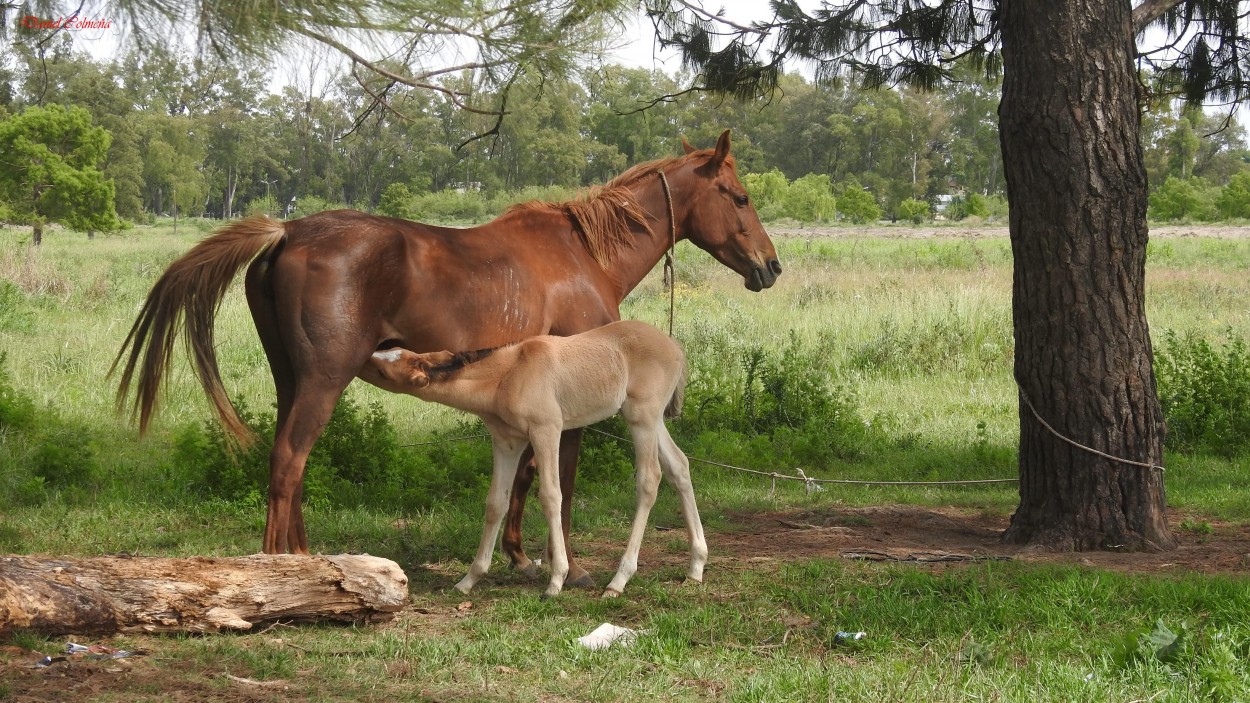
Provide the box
[745,259,782,292]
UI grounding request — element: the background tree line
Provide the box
[1,35,1248,233]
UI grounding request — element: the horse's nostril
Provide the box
[769,259,783,275]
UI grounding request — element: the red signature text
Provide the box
[22,15,113,31]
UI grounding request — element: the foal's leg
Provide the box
[501,429,594,588]
[454,436,526,594]
[658,425,708,584]
[531,426,570,597]
[602,420,663,598]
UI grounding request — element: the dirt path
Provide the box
[696,506,1250,575]
[767,223,1250,239]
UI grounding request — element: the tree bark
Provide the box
[998,0,1175,551]
[32,222,42,247]
[0,554,408,635]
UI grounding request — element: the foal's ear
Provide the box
[406,359,431,388]
[681,136,696,155]
[711,129,732,166]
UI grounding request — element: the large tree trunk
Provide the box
[0,554,408,635]
[998,0,1175,551]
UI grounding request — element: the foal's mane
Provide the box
[426,346,504,382]
[504,150,721,270]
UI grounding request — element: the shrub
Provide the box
[742,169,791,222]
[897,198,931,224]
[836,179,882,224]
[289,195,343,219]
[1149,176,1217,221]
[173,392,491,510]
[785,174,838,222]
[245,194,280,218]
[673,332,870,465]
[377,183,414,219]
[0,353,97,504]
[411,190,488,223]
[1215,171,1250,219]
[1155,329,1250,456]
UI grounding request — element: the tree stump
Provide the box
[0,554,408,635]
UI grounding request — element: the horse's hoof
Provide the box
[600,588,622,599]
[512,560,541,580]
[680,576,703,587]
[567,571,596,589]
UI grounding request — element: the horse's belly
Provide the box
[560,388,627,429]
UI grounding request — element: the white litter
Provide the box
[576,623,640,650]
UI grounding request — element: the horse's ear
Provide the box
[407,359,431,388]
[681,136,696,155]
[711,129,732,166]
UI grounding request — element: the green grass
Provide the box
[3,222,1250,700]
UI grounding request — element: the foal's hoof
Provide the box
[680,576,704,587]
[566,569,596,590]
[600,588,622,599]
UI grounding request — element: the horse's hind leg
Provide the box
[603,420,663,598]
[264,380,349,554]
[501,429,594,588]
[501,446,538,575]
[658,425,707,584]
[531,426,570,598]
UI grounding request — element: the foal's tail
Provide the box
[664,353,688,420]
[111,216,286,445]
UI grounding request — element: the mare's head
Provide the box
[678,130,782,292]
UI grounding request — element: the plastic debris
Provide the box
[576,623,640,650]
[34,642,135,667]
[834,631,866,644]
[66,642,134,660]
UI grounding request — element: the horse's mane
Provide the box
[503,149,726,270]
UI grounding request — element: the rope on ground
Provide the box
[584,427,1018,490]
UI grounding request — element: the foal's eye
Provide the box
[734,194,749,207]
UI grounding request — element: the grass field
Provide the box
[2,221,1250,701]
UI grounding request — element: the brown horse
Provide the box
[114,130,780,580]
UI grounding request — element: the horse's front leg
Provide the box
[501,429,594,588]
[455,435,526,594]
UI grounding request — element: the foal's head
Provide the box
[678,130,782,292]
[365,348,458,393]
[366,347,497,393]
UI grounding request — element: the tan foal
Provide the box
[362,320,708,598]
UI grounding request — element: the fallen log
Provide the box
[0,554,408,635]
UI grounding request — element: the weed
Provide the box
[1155,329,1250,456]
[1179,518,1214,535]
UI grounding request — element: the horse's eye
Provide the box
[734,194,749,207]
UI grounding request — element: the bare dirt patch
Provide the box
[707,505,1250,576]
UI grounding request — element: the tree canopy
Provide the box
[0,103,119,244]
[2,0,634,134]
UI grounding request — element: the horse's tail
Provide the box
[664,352,687,420]
[111,216,286,445]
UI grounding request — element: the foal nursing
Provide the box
[363,320,708,598]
